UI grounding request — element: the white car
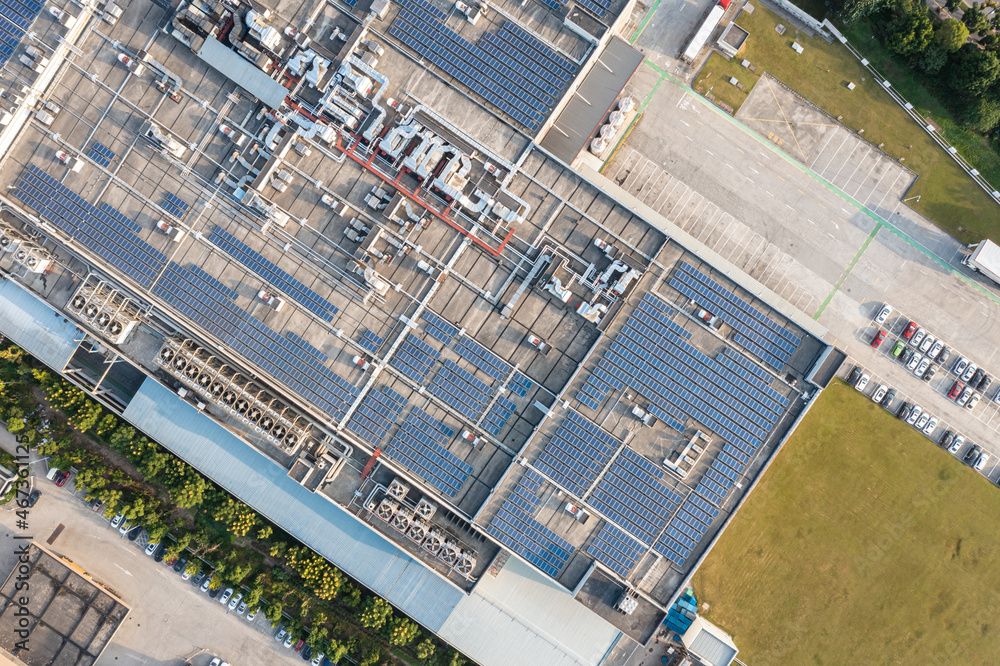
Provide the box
[954,357,969,377]
[219,588,233,605]
[906,353,922,372]
[975,452,991,472]
[874,304,892,325]
[245,607,258,622]
[949,434,965,454]
[311,653,325,666]
[927,339,944,360]
[962,362,978,383]
[855,374,869,392]
[110,513,125,529]
[914,357,931,377]
[144,542,159,556]
[958,388,974,407]
[871,384,888,404]
[228,592,242,611]
[906,405,922,426]
[914,412,930,431]
[966,393,981,411]
[922,416,938,435]
[911,328,927,347]
[919,335,935,354]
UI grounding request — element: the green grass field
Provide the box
[692,381,1000,665]
[691,5,1000,243]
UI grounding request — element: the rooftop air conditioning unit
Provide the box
[352,355,370,371]
[415,498,437,520]
[461,430,480,447]
[439,540,461,566]
[407,519,429,543]
[391,507,413,533]
[0,227,21,252]
[387,478,410,500]
[455,549,477,575]
[422,528,445,556]
[13,245,52,273]
[375,498,399,522]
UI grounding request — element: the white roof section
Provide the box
[196,37,288,109]
[439,557,622,666]
[0,280,80,369]
[681,616,738,666]
[971,239,1000,274]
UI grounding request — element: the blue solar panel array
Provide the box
[483,396,516,436]
[534,410,619,497]
[578,293,789,463]
[456,336,510,382]
[589,523,645,578]
[13,166,167,287]
[670,262,800,369]
[97,202,143,234]
[389,5,576,131]
[486,469,574,578]
[358,329,384,354]
[161,192,189,219]
[589,448,684,546]
[576,0,611,17]
[654,492,720,567]
[391,334,440,383]
[285,331,328,364]
[385,407,471,497]
[152,262,360,421]
[422,310,458,344]
[429,360,491,419]
[88,141,116,168]
[209,227,339,322]
[348,385,407,445]
[0,0,43,66]
[511,372,533,397]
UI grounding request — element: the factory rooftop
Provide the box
[0,0,832,661]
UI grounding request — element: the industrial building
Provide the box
[0,0,834,663]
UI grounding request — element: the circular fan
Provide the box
[210,381,225,395]
[235,399,250,414]
[246,407,262,423]
[198,372,212,387]
[281,430,297,447]
[0,236,11,248]
[24,255,37,267]
[13,249,26,262]
[108,321,123,336]
[96,312,112,328]
[270,424,287,439]
[221,390,237,405]
[159,347,175,363]
[84,304,100,318]
[71,295,87,309]
[259,416,275,430]
[184,364,199,379]
[173,356,188,371]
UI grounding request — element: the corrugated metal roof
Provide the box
[0,280,79,369]
[122,377,462,631]
[196,37,288,109]
[539,37,644,164]
[439,557,622,666]
[688,629,737,666]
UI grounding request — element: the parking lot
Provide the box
[843,301,1000,482]
[0,428,305,666]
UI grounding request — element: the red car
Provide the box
[902,321,918,340]
[293,639,306,653]
[948,381,965,400]
[870,330,886,348]
[54,471,70,487]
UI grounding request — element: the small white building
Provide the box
[681,616,739,666]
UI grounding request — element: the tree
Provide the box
[388,617,419,646]
[358,597,392,630]
[96,413,117,437]
[307,622,329,650]
[264,601,283,626]
[185,560,202,577]
[415,638,436,662]
[146,523,170,544]
[935,18,969,52]
[834,0,891,22]
[951,43,1000,98]
[963,4,990,34]
[255,525,273,541]
[946,0,962,11]
[885,5,933,56]
[915,43,948,73]
[326,640,349,665]
[211,498,259,537]
[959,94,1000,131]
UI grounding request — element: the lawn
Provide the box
[692,381,1000,665]
[691,4,1000,243]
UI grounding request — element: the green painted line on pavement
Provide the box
[630,0,662,45]
[600,61,667,173]
[814,222,883,319]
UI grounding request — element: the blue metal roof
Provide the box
[122,377,463,631]
[0,280,80,369]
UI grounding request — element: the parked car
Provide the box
[948,381,965,400]
[200,575,213,593]
[914,412,930,430]
[978,375,992,393]
[874,304,892,324]
[228,592,242,611]
[970,368,985,388]
[871,384,888,404]
[173,557,187,573]
[245,607,258,622]
[126,526,142,541]
[301,644,312,659]
[911,328,927,347]
[891,341,905,358]
[906,405,923,426]
[949,434,965,455]
[958,388,974,407]
[919,335,935,354]
[914,356,931,377]
[855,374,870,391]
[937,347,951,366]
[848,366,861,385]
[902,321,918,339]
[27,489,40,507]
[164,554,178,567]
[940,431,955,449]
[922,416,938,435]
[192,572,205,587]
[54,471,70,487]
[311,653,325,666]
[962,362,978,383]
[954,357,970,377]
[153,544,166,562]
[118,520,131,535]
[293,639,306,653]
[906,353,922,372]
[927,339,944,360]
[88,498,103,512]
[923,365,937,382]
[870,330,886,348]
[975,452,991,472]
[209,585,222,599]
[275,625,287,642]
[881,388,896,408]
[964,444,982,465]
[283,633,294,649]
[110,513,125,529]
[966,393,981,410]
[897,401,912,419]
[219,588,234,606]
[236,599,247,616]
[901,349,915,365]
[181,567,193,581]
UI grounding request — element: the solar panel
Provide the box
[390,334,440,383]
[653,493,722,567]
[589,448,684,546]
[422,310,458,344]
[88,141,116,168]
[285,331,328,364]
[151,262,360,421]
[97,202,143,235]
[428,360,491,419]
[0,1,44,67]
[482,396,516,436]
[347,385,407,445]
[12,166,167,287]
[161,192,190,219]
[534,411,619,496]
[455,336,510,382]
[384,408,471,497]
[209,227,339,322]
[589,523,645,578]
[358,329,384,354]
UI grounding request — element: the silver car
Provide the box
[874,304,892,324]
[975,452,991,472]
[906,353,922,372]
[871,384,888,404]
[906,405,923,426]
[914,412,930,430]
[966,393,981,411]
[919,335,936,354]
[962,362,978,383]
[855,374,870,391]
[911,328,927,347]
[922,416,938,435]
[927,339,944,360]
[954,357,969,377]
[958,388,974,407]
[949,434,965,454]
[914,357,931,377]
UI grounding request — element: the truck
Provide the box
[963,239,1000,285]
[682,0,730,63]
